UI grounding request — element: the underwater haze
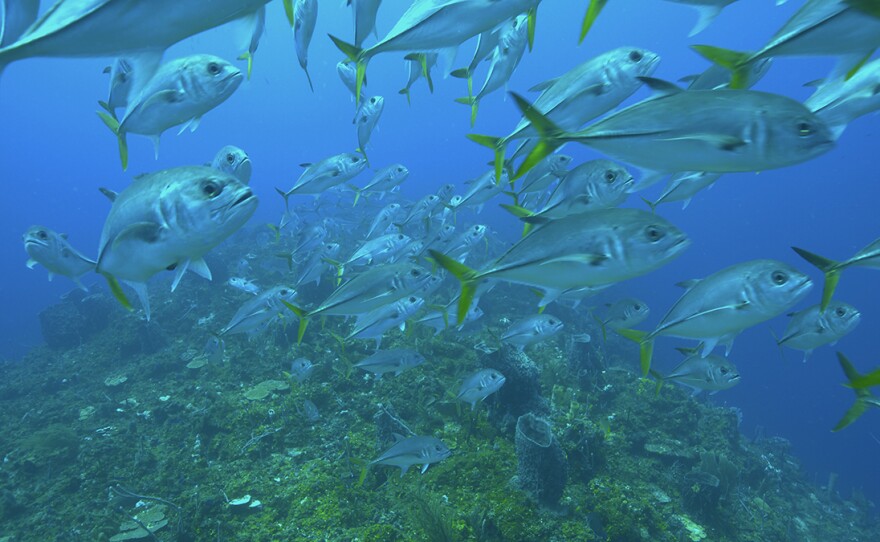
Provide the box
[1,1,879,540]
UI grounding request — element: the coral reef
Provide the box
[515,412,569,506]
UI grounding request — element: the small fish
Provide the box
[277,153,367,208]
[355,95,384,161]
[399,52,438,104]
[777,302,861,361]
[296,242,340,287]
[596,298,650,340]
[297,399,321,422]
[292,0,318,91]
[354,349,425,377]
[289,357,315,383]
[370,434,451,476]
[220,286,297,336]
[457,369,506,410]
[96,166,257,319]
[806,58,880,140]
[501,314,564,352]
[337,60,362,103]
[211,145,252,184]
[227,277,260,295]
[346,295,424,348]
[23,226,96,291]
[354,164,409,205]
[452,170,507,214]
[236,5,266,79]
[652,348,741,394]
[515,154,573,197]
[341,233,413,274]
[103,57,134,110]
[833,352,880,431]
[643,171,722,211]
[618,260,813,375]
[204,335,225,364]
[99,55,243,169]
[792,238,880,311]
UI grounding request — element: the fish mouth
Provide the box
[24,238,49,248]
[232,189,254,208]
[794,277,813,295]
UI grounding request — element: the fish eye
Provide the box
[796,121,814,137]
[38,230,48,239]
[629,50,643,62]
[202,181,221,197]
[370,97,378,104]
[434,445,443,451]
[409,296,416,303]
[720,367,729,374]
[411,269,421,276]
[207,62,221,75]
[771,271,788,285]
[548,319,556,325]
[397,167,404,172]
[634,304,642,310]
[398,234,405,240]
[604,170,616,183]
[835,307,846,317]
[351,156,360,163]
[645,225,664,242]
[226,153,235,164]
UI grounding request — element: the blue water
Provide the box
[1,0,878,508]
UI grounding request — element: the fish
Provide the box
[292,0,318,91]
[457,369,506,410]
[284,262,433,342]
[348,0,383,47]
[337,60,362,102]
[431,208,690,322]
[340,233,413,275]
[103,57,134,110]
[456,14,529,126]
[399,194,442,226]
[98,55,243,170]
[353,349,425,377]
[596,298,650,340]
[369,435,451,476]
[805,58,880,140]
[452,170,507,214]
[514,154,573,198]
[0,0,271,82]
[297,399,321,422]
[364,203,403,238]
[663,0,739,37]
[227,277,260,295]
[346,295,424,348]
[417,302,484,336]
[353,164,409,205]
[501,314,564,351]
[220,285,297,336]
[96,166,258,319]
[211,145,252,185]
[469,46,660,181]
[507,80,835,182]
[276,153,367,209]
[330,0,542,104]
[643,171,722,211]
[833,352,880,431]
[23,225,96,291]
[289,357,315,383]
[450,27,501,95]
[693,0,880,88]
[777,302,861,361]
[792,238,880,311]
[204,335,225,364]
[651,347,741,394]
[236,5,266,79]
[618,260,813,375]
[681,57,772,91]
[355,95,384,162]
[296,242,340,288]
[399,52,438,105]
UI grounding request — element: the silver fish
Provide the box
[289,357,315,383]
[227,277,260,295]
[355,95,384,160]
[211,145,252,185]
[355,164,409,205]
[277,153,367,207]
[620,260,813,375]
[341,233,413,273]
[96,166,257,319]
[644,171,722,211]
[237,5,265,79]
[296,242,340,288]
[347,295,424,348]
[432,208,689,322]
[806,58,880,140]
[103,57,133,109]
[793,237,880,311]
[338,60,361,101]
[654,348,741,393]
[354,348,425,377]
[457,368,506,410]
[778,302,861,361]
[596,298,650,340]
[0,0,271,80]
[103,54,242,167]
[527,159,633,220]
[399,52,438,104]
[23,225,96,291]
[349,0,383,47]
[220,285,297,336]
[292,0,318,91]
[681,58,772,91]
[452,170,508,214]
[365,203,403,238]
[370,435,451,476]
[515,154,573,197]
[501,314,564,352]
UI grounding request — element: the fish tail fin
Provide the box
[791,246,841,311]
[304,66,314,92]
[356,146,370,168]
[398,87,412,106]
[690,45,753,89]
[499,203,535,237]
[454,96,479,127]
[281,300,310,344]
[237,52,254,80]
[648,369,665,396]
[275,186,292,212]
[283,0,294,27]
[580,0,609,44]
[615,328,654,376]
[96,107,128,170]
[351,185,363,206]
[467,133,507,184]
[592,314,608,342]
[428,250,480,324]
[640,196,658,214]
[329,34,367,104]
[450,68,474,97]
[101,272,134,312]
[833,351,871,431]
[508,92,565,180]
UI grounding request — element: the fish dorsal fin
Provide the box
[675,346,700,356]
[528,77,558,92]
[687,4,723,37]
[676,279,701,290]
[99,187,118,202]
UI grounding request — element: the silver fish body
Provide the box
[24,225,96,290]
[281,153,367,199]
[501,314,564,351]
[806,59,880,140]
[293,0,318,90]
[778,301,861,361]
[289,357,315,383]
[211,145,252,184]
[660,351,741,393]
[354,348,425,377]
[355,95,384,153]
[537,160,633,219]
[457,368,506,410]
[370,435,451,476]
[347,295,424,347]
[221,285,297,336]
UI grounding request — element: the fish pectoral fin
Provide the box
[112,221,163,248]
[140,89,184,112]
[177,116,202,135]
[528,77,558,93]
[658,133,747,151]
[540,253,609,266]
[25,258,37,269]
